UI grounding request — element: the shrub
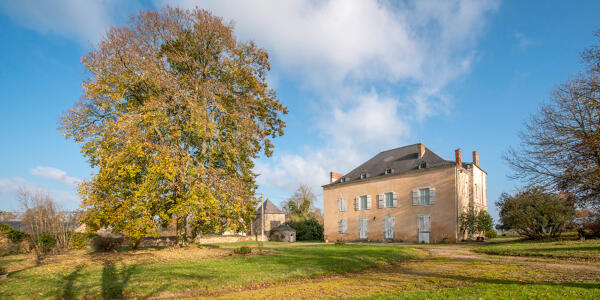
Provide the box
[0,224,26,243]
[37,234,56,254]
[287,218,324,241]
[0,266,6,275]
[485,229,497,239]
[71,233,90,250]
[91,236,122,252]
[497,186,575,240]
[233,246,252,255]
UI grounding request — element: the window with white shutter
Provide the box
[429,188,435,205]
[392,192,398,208]
[412,189,419,205]
[384,216,394,239]
[366,195,372,210]
[378,194,384,208]
[360,195,368,210]
[338,197,346,212]
[384,192,393,208]
[355,196,360,211]
[419,188,430,205]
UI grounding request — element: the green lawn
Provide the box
[475,239,600,260]
[1,240,599,299]
[0,244,418,299]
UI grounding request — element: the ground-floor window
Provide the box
[384,216,394,239]
[338,219,347,234]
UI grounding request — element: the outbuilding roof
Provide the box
[256,199,284,215]
[271,224,296,232]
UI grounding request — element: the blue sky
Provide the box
[0,0,599,222]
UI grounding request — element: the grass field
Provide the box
[0,239,599,299]
[0,244,418,299]
[475,239,600,260]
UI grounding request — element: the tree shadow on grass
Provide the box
[61,264,84,299]
[400,269,600,290]
[101,260,137,299]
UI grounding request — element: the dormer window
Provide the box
[340,177,346,183]
[385,168,393,175]
[419,161,427,169]
[360,173,367,179]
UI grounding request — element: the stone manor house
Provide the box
[323,143,487,243]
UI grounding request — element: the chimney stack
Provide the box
[330,171,343,183]
[418,143,426,158]
[473,151,479,167]
[455,149,462,166]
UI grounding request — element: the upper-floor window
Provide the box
[385,168,393,175]
[360,173,367,179]
[340,177,346,183]
[474,184,479,202]
[385,192,394,208]
[360,195,368,210]
[412,187,436,205]
[420,188,430,205]
[419,161,427,169]
[338,197,346,212]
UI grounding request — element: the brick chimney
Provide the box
[330,171,343,183]
[418,143,426,158]
[455,149,462,166]
[472,151,479,167]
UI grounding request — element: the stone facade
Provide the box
[323,145,487,243]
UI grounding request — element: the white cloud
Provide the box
[1,0,499,202]
[0,0,122,44]
[31,166,81,187]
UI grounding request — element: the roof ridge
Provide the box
[376,143,420,155]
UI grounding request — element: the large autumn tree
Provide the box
[61,7,287,246]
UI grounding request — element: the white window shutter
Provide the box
[342,198,346,211]
[392,192,398,208]
[378,194,384,208]
[366,195,372,209]
[343,219,347,233]
[430,188,435,205]
[355,196,360,211]
[338,219,343,233]
[338,198,341,212]
[412,189,419,205]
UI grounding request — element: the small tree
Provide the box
[18,188,77,261]
[496,186,575,239]
[281,185,322,223]
[459,209,493,239]
[459,209,478,238]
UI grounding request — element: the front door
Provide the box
[417,214,430,243]
[359,218,368,240]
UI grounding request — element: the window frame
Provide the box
[384,192,394,208]
[419,188,430,205]
[360,195,368,210]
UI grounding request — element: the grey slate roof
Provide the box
[272,224,296,232]
[256,199,284,215]
[329,144,456,185]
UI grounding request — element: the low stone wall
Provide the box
[194,235,256,244]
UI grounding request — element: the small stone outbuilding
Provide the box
[269,224,296,242]
[252,199,286,236]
